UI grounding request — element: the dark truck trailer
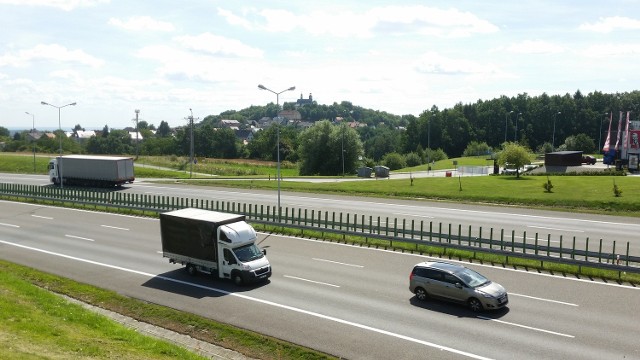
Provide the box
[160,208,271,285]
[48,155,135,187]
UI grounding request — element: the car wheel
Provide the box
[232,272,244,286]
[186,264,197,276]
[415,287,428,301]
[468,298,483,312]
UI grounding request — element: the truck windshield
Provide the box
[232,243,264,263]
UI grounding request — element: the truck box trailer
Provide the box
[48,155,135,187]
[160,208,271,285]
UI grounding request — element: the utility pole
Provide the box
[134,109,140,160]
[186,109,198,178]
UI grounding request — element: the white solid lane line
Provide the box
[527,225,584,233]
[31,215,53,220]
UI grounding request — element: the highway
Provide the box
[2,172,639,257]
[0,200,638,359]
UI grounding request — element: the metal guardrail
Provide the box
[0,182,638,274]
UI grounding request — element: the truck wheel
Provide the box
[186,264,197,276]
[232,272,244,286]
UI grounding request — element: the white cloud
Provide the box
[505,40,564,54]
[582,43,640,57]
[174,33,263,58]
[217,7,254,30]
[0,44,104,68]
[0,0,109,11]
[108,16,175,32]
[579,16,640,33]
[222,5,498,38]
[414,52,500,75]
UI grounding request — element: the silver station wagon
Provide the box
[409,261,508,312]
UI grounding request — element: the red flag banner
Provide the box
[602,112,612,152]
[615,111,623,150]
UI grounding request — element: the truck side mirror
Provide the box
[262,249,267,255]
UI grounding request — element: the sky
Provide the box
[1,1,640,131]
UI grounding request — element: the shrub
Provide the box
[382,152,406,170]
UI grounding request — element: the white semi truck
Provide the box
[48,155,135,187]
[160,208,272,285]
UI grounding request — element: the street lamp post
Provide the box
[41,101,76,188]
[598,112,609,153]
[552,111,561,151]
[514,112,522,142]
[25,112,36,172]
[257,84,296,220]
[504,111,514,143]
[189,108,195,178]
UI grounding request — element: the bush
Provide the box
[463,141,492,157]
[382,152,406,170]
[405,152,423,167]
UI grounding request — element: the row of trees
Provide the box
[2,89,637,175]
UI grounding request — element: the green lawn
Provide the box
[0,262,207,360]
[181,174,640,215]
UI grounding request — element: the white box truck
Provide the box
[48,155,135,187]
[160,208,271,285]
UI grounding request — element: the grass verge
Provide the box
[0,260,335,360]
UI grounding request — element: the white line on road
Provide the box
[65,235,95,242]
[101,225,130,231]
[509,293,578,307]
[0,238,494,360]
[284,275,341,288]
[0,222,19,228]
[393,212,435,219]
[527,225,584,233]
[477,316,574,338]
[31,215,53,220]
[312,258,364,268]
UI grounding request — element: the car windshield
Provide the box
[456,268,490,288]
[232,243,264,262]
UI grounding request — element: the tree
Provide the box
[157,121,171,137]
[563,133,595,153]
[0,126,9,138]
[498,143,531,178]
[73,124,84,131]
[102,125,109,137]
[297,120,363,176]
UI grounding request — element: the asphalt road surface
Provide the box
[0,201,638,359]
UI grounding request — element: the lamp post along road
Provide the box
[598,112,609,153]
[552,111,561,151]
[25,112,36,172]
[257,84,295,220]
[514,112,522,142]
[41,101,76,189]
[504,110,513,143]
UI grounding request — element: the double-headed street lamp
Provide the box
[551,111,561,151]
[41,101,77,188]
[257,84,296,220]
[25,112,36,172]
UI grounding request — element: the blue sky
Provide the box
[1,0,639,130]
